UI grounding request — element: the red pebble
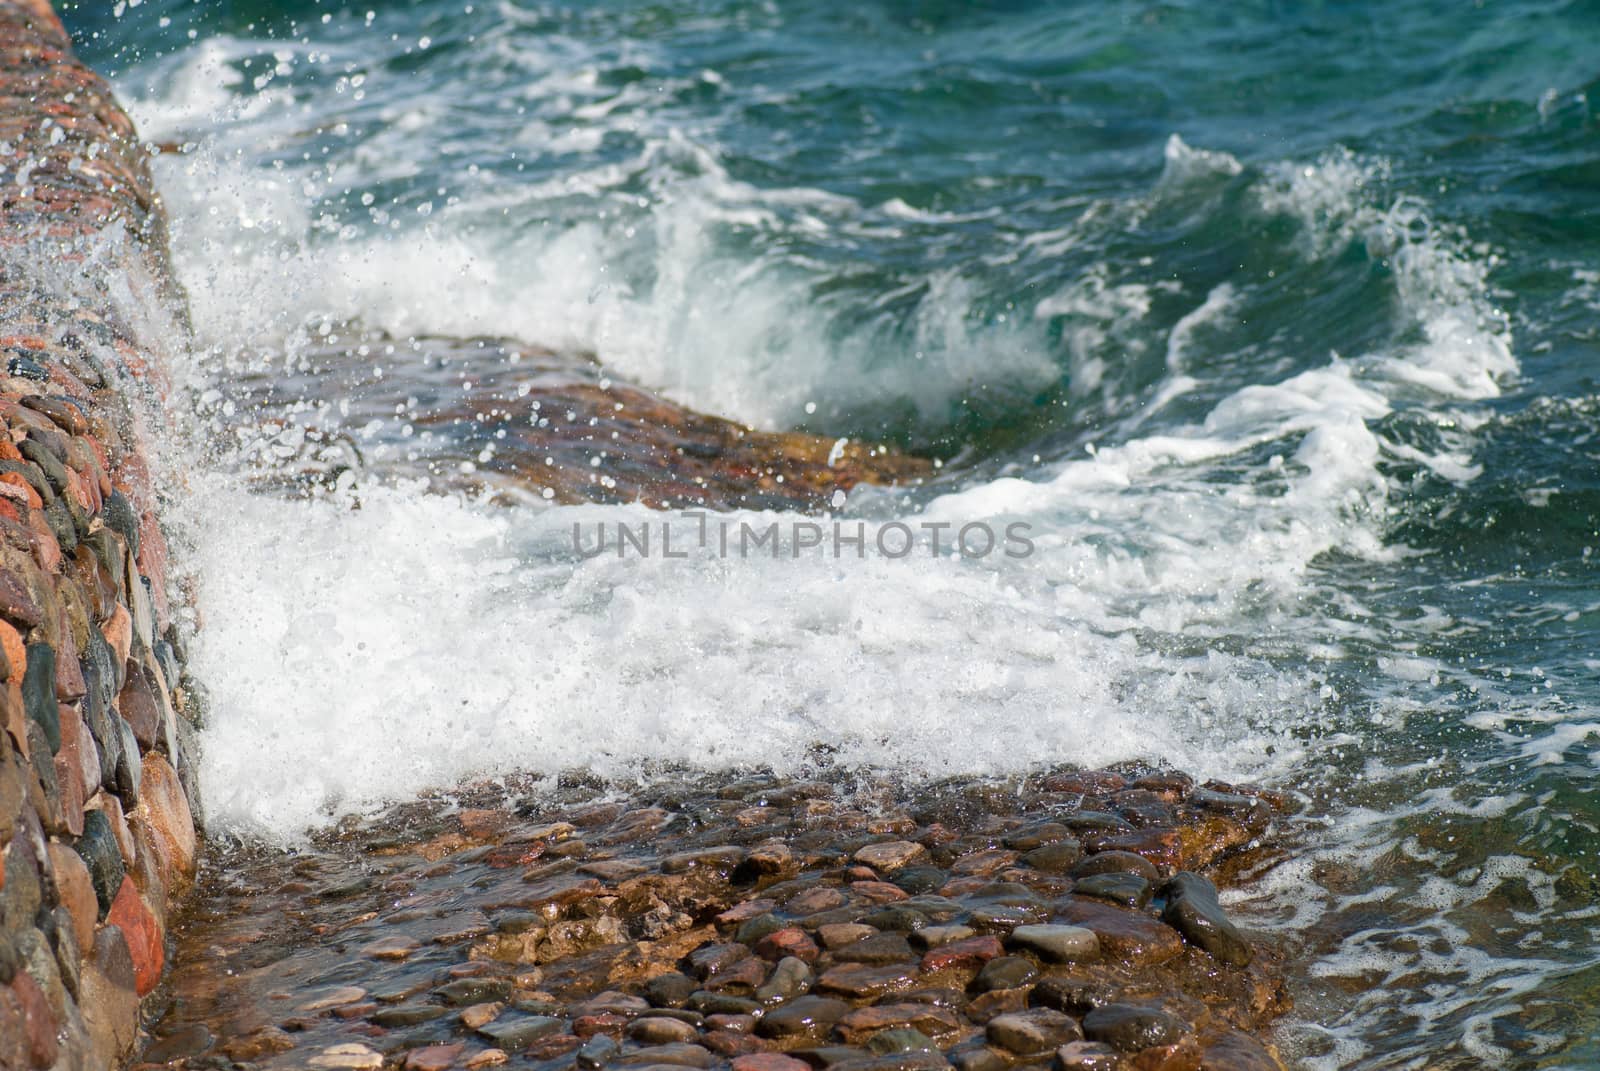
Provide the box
[849,881,909,904]
[732,1055,811,1071]
[920,934,1004,974]
[753,927,819,963]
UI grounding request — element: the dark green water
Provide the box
[61,1,1600,1066]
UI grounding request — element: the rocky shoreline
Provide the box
[135,770,1293,1071]
[0,1,202,1067]
[0,5,1300,1069]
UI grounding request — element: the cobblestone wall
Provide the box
[0,2,201,1066]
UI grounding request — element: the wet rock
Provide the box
[854,842,927,872]
[1069,852,1160,884]
[406,1043,468,1071]
[648,972,700,1008]
[704,954,771,994]
[309,1042,384,1069]
[105,877,162,995]
[616,1042,717,1067]
[662,846,747,876]
[834,933,915,965]
[372,1004,449,1027]
[461,1001,506,1029]
[579,1034,622,1068]
[891,868,948,895]
[867,1029,940,1055]
[967,903,1049,934]
[1199,1032,1282,1071]
[300,985,370,1012]
[439,977,514,1005]
[1054,900,1182,967]
[836,1003,961,1045]
[1030,977,1120,1018]
[688,992,763,1016]
[476,1012,566,1047]
[966,989,1032,1024]
[1072,872,1151,909]
[818,923,878,950]
[985,1009,1084,1057]
[910,925,976,951]
[22,643,58,752]
[219,1026,297,1062]
[629,1015,701,1044]
[1021,842,1084,875]
[815,962,918,999]
[757,927,822,963]
[143,1023,214,1064]
[756,995,852,1040]
[5,967,58,1069]
[855,907,923,934]
[1080,1004,1190,1053]
[47,841,96,951]
[362,934,420,960]
[719,899,781,926]
[1053,1041,1121,1070]
[973,956,1037,993]
[919,934,1002,976]
[79,926,138,1067]
[690,941,753,978]
[132,751,196,889]
[1157,872,1252,966]
[788,887,848,915]
[1007,924,1099,964]
[947,1043,1012,1071]
[733,1056,811,1071]
[755,955,813,1004]
[737,913,787,946]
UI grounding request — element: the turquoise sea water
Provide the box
[61,1,1600,1066]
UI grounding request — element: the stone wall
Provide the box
[0,1,201,1067]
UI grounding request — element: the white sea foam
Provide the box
[115,29,1521,845]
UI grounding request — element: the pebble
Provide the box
[1080,1004,1191,1053]
[1071,872,1151,908]
[867,1028,941,1055]
[755,927,821,963]
[972,956,1037,993]
[818,923,878,949]
[1053,1041,1121,1070]
[1159,871,1253,966]
[836,1004,961,1046]
[732,1056,810,1071]
[405,1043,467,1071]
[1069,851,1160,883]
[834,933,915,965]
[754,955,813,1004]
[1006,924,1100,964]
[854,841,927,872]
[578,1034,621,1068]
[308,1043,384,1069]
[985,1009,1084,1056]
[756,995,852,1040]
[628,1015,700,1044]
[475,1013,566,1048]
[615,1042,716,1067]
[647,972,699,1008]
[816,962,918,999]
[909,925,975,951]
[1053,899,1183,967]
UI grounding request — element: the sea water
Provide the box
[61,1,1600,1065]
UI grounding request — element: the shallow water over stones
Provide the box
[132,769,1293,1071]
